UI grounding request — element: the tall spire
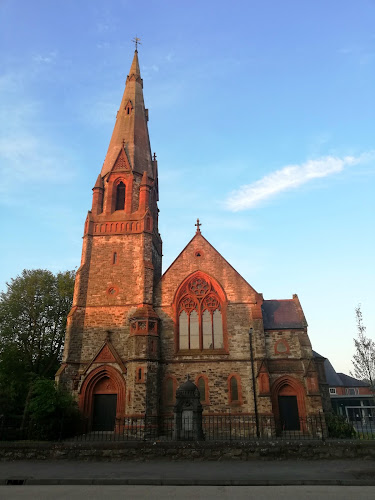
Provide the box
[101,50,153,179]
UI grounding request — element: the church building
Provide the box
[57,49,324,432]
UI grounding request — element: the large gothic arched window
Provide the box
[177,273,225,351]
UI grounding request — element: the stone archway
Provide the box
[79,365,126,430]
[271,376,307,431]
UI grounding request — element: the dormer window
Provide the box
[125,100,133,115]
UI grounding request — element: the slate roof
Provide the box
[313,351,370,388]
[336,372,370,388]
[320,356,344,387]
[261,299,306,330]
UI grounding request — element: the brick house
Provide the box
[57,50,324,432]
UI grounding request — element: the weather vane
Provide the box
[131,36,142,51]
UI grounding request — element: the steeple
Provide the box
[101,50,153,179]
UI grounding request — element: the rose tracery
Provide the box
[189,277,209,297]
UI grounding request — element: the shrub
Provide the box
[325,412,356,439]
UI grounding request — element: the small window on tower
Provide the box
[115,182,126,211]
[136,367,144,383]
[125,100,133,115]
[113,252,117,265]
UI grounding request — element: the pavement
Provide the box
[1,459,375,486]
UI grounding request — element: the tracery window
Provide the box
[115,181,125,210]
[177,274,224,351]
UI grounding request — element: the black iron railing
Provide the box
[2,412,375,442]
[59,413,329,442]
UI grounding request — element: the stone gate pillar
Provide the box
[174,377,204,440]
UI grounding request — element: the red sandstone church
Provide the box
[57,49,325,432]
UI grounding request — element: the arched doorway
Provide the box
[278,384,300,430]
[79,365,126,431]
[92,377,118,431]
[271,376,306,432]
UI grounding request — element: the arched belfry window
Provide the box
[115,181,125,211]
[177,273,225,351]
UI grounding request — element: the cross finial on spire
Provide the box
[132,36,142,51]
[195,218,202,233]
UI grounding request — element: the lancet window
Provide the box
[177,274,225,351]
[115,181,126,210]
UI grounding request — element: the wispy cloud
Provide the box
[165,52,174,63]
[33,51,57,64]
[97,41,110,49]
[225,154,370,212]
[0,68,75,205]
[96,23,111,33]
[338,45,374,66]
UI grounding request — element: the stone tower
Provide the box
[57,50,162,428]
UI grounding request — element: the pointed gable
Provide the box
[82,341,127,375]
[156,230,260,306]
[112,147,132,172]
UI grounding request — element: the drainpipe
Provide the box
[249,327,260,437]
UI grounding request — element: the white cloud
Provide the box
[225,154,368,212]
[33,51,57,64]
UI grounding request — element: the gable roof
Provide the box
[261,299,306,329]
[161,231,259,296]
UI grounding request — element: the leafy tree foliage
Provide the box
[27,378,81,440]
[351,305,375,389]
[0,269,74,416]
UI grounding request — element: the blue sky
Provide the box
[1,0,374,375]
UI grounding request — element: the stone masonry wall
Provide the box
[155,232,271,415]
[2,440,375,462]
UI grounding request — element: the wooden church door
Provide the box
[278,395,300,430]
[92,394,117,431]
[91,376,118,431]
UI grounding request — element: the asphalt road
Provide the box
[1,485,375,499]
[1,459,375,486]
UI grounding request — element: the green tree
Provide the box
[27,378,81,440]
[0,269,74,416]
[351,305,375,390]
